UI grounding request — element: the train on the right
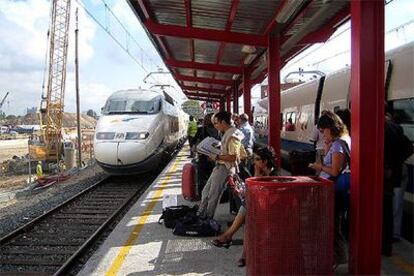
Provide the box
[253,41,414,242]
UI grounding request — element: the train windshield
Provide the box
[103,96,161,115]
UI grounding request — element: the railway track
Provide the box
[0,174,156,275]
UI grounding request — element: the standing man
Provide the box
[238,113,255,157]
[383,112,413,256]
[198,111,245,219]
[309,123,325,164]
[36,161,43,178]
[187,115,198,158]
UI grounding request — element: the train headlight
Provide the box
[126,132,149,140]
[96,132,115,140]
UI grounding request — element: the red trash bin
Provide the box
[245,176,334,275]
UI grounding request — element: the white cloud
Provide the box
[0,0,97,115]
[0,0,49,61]
[64,73,113,113]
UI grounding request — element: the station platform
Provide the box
[80,145,413,275]
[79,145,245,275]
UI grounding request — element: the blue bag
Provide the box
[335,172,351,210]
[173,213,221,237]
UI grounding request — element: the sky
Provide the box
[0,0,413,115]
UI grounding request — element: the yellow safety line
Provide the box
[390,254,414,275]
[106,156,183,276]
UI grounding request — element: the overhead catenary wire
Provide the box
[285,18,414,72]
[284,0,409,73]
[75,0,161,84]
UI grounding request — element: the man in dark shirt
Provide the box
[383,114,413,256]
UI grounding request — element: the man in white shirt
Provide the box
[309,124,325,164]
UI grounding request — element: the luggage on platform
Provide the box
[182,162,199,201]
[158,205,198,229]
[173,213,221,237]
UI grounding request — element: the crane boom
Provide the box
[0,92,9,110]
[42,0,71,161]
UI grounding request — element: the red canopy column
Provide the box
[233,80,239,114]
[226,93,231,112]
[243,67,252,123]
[349,0,384,274]
[267,35,281,166]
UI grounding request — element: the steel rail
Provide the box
[0,175,109,245]
[54,178,151,275]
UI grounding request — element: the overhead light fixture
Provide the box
[244,54,257,65]
[241,45,257,54]
[276,0,304,23]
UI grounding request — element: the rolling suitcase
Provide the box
[182,162,199,201]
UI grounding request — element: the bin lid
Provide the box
[246,176,332,188]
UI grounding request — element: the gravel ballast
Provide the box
[0,163,108,239]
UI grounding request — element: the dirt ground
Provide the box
[0,175,29,193]
[0,139,95,194]
[0,139,28,163]
[0,163,105,210]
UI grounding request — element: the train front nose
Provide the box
[94,142,148,166]
[117,142,147,165]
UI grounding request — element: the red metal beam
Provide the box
[349,1,384,274]
[268,35,281,167]
[135,0,175,63]
[185,92,223,99]
[182,85,228,94]
[214,0,240,79]
[144,20,268,47]
[184,0,195,71]
[166,59,242,74]
[184,0,192,27]
[187,98,219,102]
[187,95,223,101]
[175,74,232,86]
[263,0,288,35]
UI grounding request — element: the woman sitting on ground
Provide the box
[211,146,278,267]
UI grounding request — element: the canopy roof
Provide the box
[127,0,350,101]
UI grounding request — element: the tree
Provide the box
[86,109,97,118]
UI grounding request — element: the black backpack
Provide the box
[173,213,221,237]
[385,120,413,165]
[158,205,198,229]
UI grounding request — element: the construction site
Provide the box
[0,0,98,203]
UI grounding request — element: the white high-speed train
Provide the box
[254,41,413,161]
[94,88,187,174]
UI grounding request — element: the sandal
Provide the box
[211,238,232,249]
[237,258,246,267]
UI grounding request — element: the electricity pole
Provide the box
[75,8,82,167]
